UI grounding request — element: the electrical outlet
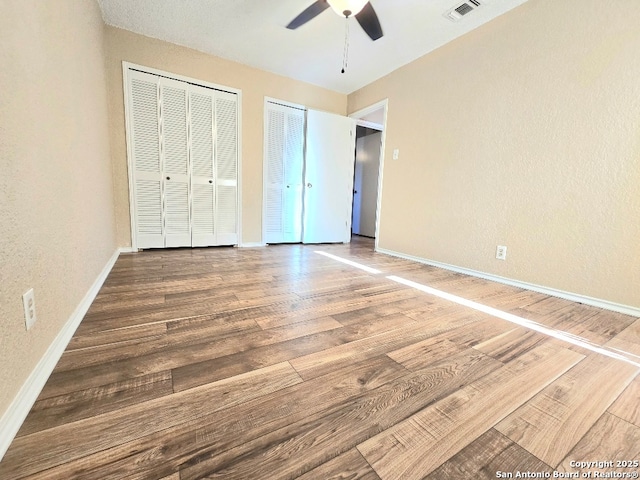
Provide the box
[393,149,399,160]
[22,288,37,330]
[496,245,507,260]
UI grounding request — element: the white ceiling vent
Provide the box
[445,0,483,22]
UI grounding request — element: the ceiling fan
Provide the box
[286,0,384,41]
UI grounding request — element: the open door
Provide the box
[302,110,356,244]
[352,129,381,237]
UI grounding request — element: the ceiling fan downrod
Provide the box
[341,17,350,74]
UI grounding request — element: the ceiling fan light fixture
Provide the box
[327,0,368,18]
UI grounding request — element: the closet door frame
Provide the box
[123,62,243,250]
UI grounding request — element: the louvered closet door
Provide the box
[160,78,191,247]
[129,70,164,249]
[126,66,239,249]
[214,91,239,245]
[264,103,305,244]
[265,106,285,243]
[189,85,216,247]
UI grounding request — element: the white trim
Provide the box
[238,242,267,248]
[118,246,138,254]
[0,249,120,461]
[122,62,242,96]
[349,99,389,250]
[122,65,138,250]
[376,247,640,318]
[264,97,306,111]
[262,98,271,246]
[349,100,388,120]
[356,119,383,131]
[236,89,244,247]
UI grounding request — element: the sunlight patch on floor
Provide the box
[314,251,381,274]
[314,251,640,368]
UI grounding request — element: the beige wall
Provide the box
[349,0,640,308]
[0,0,117,416]
[104,27,347,246]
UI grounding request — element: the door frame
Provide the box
[122,61,243,250]
[352,125,382,238]
[348,99,388,250]
[261,97,307,245]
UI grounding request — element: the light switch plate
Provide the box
[23,288,37,330]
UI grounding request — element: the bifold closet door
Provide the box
[214,91,239,245]
[128,70,164,249]
[128,72,191,248]
[160,77,191,248]
[189,85,216,247]
[191,87,239,246]
[189,85,238,247]
[264,103,305,244]
[127,68,239,249]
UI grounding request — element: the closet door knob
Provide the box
[209,180,213,184]
[307,183,312,188]
[166,176,170,180]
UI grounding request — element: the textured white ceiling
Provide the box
[97,0,529,94]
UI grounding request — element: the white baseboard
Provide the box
[118,246,138,253]
[376,247,640,318]
[238,242,267,248]
[0,248,120,461]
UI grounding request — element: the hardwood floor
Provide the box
[1,236,639,479]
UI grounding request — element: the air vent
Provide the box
[445,0,482,22]
[455,3,473,16]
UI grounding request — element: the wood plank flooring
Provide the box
[1,236,639,479]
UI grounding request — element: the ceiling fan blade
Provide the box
[286,1,330,29]
[355,2,383,41]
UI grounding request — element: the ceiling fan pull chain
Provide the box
[341,17,350,74]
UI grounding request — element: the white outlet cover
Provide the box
[496,245,507,260]
[22,288,37,330]
[393,149,399,160]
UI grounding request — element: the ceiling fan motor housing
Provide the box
[286,0,383,42]
[327,0,368,18]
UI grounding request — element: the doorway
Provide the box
[352,126,381,238]
[349,100,387,248]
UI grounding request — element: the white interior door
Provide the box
[282,108,305,242]
[352,130,381,237]
[352,136,364,236]
[302,110,356,244]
